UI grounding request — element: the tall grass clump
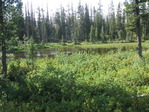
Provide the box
[0,50,149,112]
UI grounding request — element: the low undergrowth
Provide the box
[0,50,149,112]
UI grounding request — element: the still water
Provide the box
[13,47,119,59]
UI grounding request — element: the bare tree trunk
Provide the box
[0,0,7,74]
[135,0,143,58]
[2,38,7,75]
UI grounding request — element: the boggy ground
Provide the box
[0,43,149,112]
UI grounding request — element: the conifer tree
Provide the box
[89,25,95,43]
[116,3,122,38]
[100,26,106,42]
[116,3,126,40]
[73,20,80,44]
[13,1,24,40]
[94,0,103,41]
[125,0,149,58]
[37,7,42,42]
[60,7,66,41]
[24,5,30,39]
[55,11,62,42]
[30,4,37,41]
[77,2,85,41]
[84,4,91,41]
[0,0,23,74]
[94,13,100,41]
[108,0,116,41]
[105,16,110,41]
[45,6,51,42]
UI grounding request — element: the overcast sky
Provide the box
[22,0,125,15]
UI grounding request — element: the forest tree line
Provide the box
[11,0,149,45]
[1,0,149,45]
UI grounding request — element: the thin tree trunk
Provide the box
[2,38,7,75]
[135,0,143,58]
[0,0,7,74]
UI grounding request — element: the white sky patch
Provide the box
[22,0,125,16]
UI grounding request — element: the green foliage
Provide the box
[89,25,95,43]
[84,4,91,41]
[20,0,149,44]
[118,30,124,40]
[0,50,149,111]
[95,27,98,41]
[100,26,106,42]
[24,37,37,69]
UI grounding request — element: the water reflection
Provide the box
[13,47,119,59]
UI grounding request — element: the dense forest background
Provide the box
[7,0,149,44]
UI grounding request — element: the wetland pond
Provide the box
[11,46,138,59]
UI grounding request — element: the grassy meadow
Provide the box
[0,42,149,112]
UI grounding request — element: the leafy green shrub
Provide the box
[7,60,30,83]
[0,50,149,111]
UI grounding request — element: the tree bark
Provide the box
[1,38,7,75]
[135,0,143,58]
[0,0,7,74]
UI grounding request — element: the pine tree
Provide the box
[37,7,43,42]
[125,0,149,58]
[146,1,149,40]
[116,2,126,40]
[0,0,23,74]
[84,4,91,41]
[67,4,76,42]
[108,0,116,41]
[95,27,98,42]
[94,0,103,41]
[100,26,106,42]
[13,1,24,40]
[73,20,80,45]
[141,2,148,40]
[30,3,37,42]
[116,3,122,30]
[89,25,95,43]
[24,5,30,39]
[41,10,47,44]
[60,7,66,41]
[55,11,62,42]
[65,3,71,41]
[45,6,50,42]
[105,16,110,41]
[94,13,100,41]
[77,2,85,41]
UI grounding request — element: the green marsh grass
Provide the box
[0,50,149,112]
